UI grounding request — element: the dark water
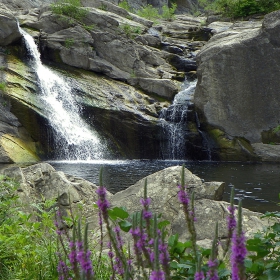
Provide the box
[47,160,280,213]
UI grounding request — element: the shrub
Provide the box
[51,0,88,22]
[246,211,280,279]
[64,38,75,48]
[161,3,177,20]
[119,24,142,39]
[137,4,160,20]
[0,82,6,91]
[118,0,132,12]
[198,0,280,18]
[0,176,58,279]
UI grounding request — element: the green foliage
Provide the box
[198,0,280,18]
[82,24,95,32]
[137,4,161,20]
[51,0,87,22]
[64,38,75,48]
[118,0,132,12]
[161,3,177,20]
[245,211,280,280]
[119,24,142,39]
[0,82,6,91]
[98,3,108,11]
[273,125,280,134]
[0,176,58,279]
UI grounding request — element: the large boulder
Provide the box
[0,0,53,10]
[0,4,21,45]
[194,13,280,145]
[1,162,106,219]
[111,165,269,241]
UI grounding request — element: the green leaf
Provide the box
[177,263,192,269]
[108,207,129,221]
[118,220,132,232]
[170,261,179,269]
[272,223,280,232]
[218,268,231,277]
[158,220,170,230]
[168,234,178,247]
[244,259,253,268]
[264,268,280,280]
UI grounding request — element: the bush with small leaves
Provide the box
[137,4,160,20]
[51,0,88,22]
[161,3,177,20]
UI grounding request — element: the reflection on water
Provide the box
[47,160,280,213]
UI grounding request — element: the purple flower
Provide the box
[96,186,107,197]
[68,241,77,267]
[195,271,205,280]
[231,230,247,280]
[96,187,110,214]
[227,205,237,232]
[96,198,110,214]
[113,257,124,276]
[140,197,151,207]
[143,210,153,219]
[96,186,110,220]
[207,259,219,280]
[114,226,124,249]
[178,185,190,205]
[150,270,165,280]
[57,260,70,280]
[159,242,169,267]
[130,227,141,237]
[149,251,155,262]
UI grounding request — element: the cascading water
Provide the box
[159,79,197,159]
[20,28,106,160]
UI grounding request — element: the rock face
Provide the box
[0,4,21,45]
[1,163,270,242]
[194,12,280,145]
[18,0,207,99]
[1,162,105,220]
[0,0,209,160]
[0,63,40,163]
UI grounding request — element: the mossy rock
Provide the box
[209,128,257,161]
[261,128,280,144]
[0,134,39,163]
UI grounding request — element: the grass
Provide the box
[64,38,75,48]
[0,82,6,91]
[51,0,88,22]
[119,24,142,39]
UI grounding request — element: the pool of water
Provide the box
[47,160,280,213]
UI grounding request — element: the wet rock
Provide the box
[252,143,280,162]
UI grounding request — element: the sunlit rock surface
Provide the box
[194,12,280,144]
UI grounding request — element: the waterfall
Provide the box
[20,28,107,160]
[159,79,197,159]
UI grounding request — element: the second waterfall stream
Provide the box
[20,28,107,160]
